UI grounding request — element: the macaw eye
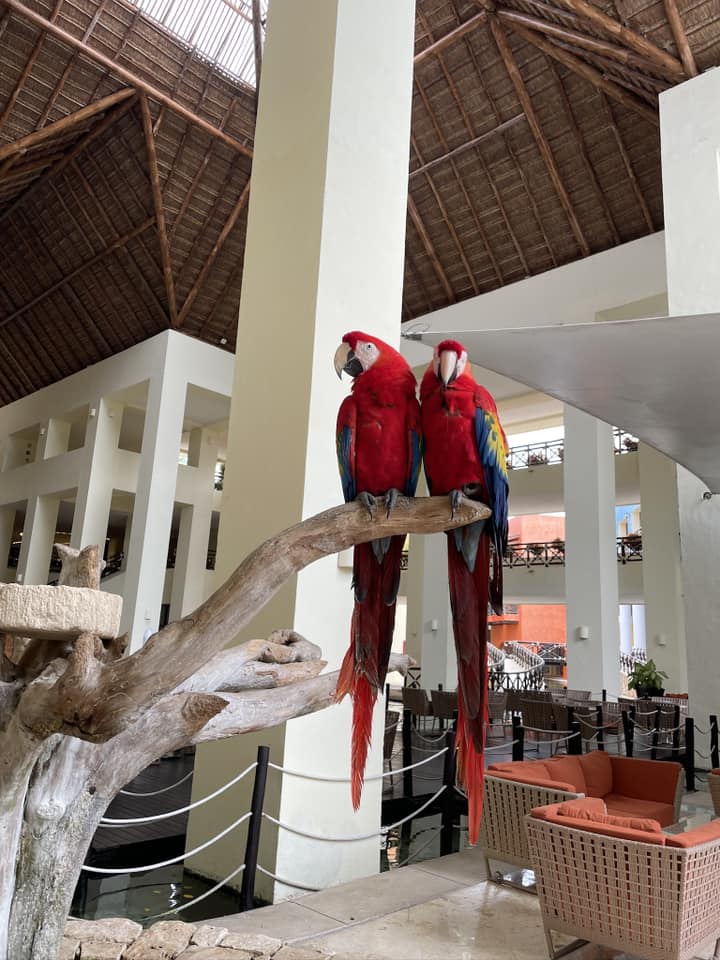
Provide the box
[365,344,372,352]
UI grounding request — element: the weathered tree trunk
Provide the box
[0,495,488,960]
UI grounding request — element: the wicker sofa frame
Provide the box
[526,812,720,960]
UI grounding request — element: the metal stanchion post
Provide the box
[239,745,269,912]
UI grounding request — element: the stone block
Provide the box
[57,937,80,960]
[273,947,331,960]
[220,932,283,956]
[190,925,229,947]
[80,939,125,959]
[0,584,122,639]
[65,918,141,943]
[123,920,197,959]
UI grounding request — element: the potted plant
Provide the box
[627,658,668,698]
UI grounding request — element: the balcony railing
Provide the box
[503,535,643,567]
[506,428,639,472]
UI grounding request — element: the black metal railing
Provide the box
[505,428,639,472]
[620,648,647,675]
[503,535,643,568]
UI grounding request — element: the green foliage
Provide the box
[627,658,668,692]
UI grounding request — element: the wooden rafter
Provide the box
[0,94,136,228]
[495,9,675,79]
[550,41,662,105]
[600,94,654,232]
[0,0,254,157]
[0,151,64,184]
[0,88,135,165]
[542,0,686,80]
[139,94,178,326]
[415,11,486,66]
[408,198,455,303]
[251,0,263,97]
[177,180,251,328]
[508,22,659,127]
[489,16,591,258]
[409,114,525,180]
[663,0,698,78]
[0,217,155,328]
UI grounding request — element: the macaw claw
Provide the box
[449,489,464,519]
[385,488,401,518]
[357,492,377,519]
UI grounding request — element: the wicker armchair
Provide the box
[527,804,720,960]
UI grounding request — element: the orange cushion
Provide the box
[488,761,551,780]
[711,769,720,777]
[604,793,676,828]
[579,750,613,797]
[666,819,720,848]
[545,756,587,795]
[533,805,666,846]
[609,756,682,805]
[556,797,607,818]
[487,771,577,793]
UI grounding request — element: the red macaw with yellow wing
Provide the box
[334,331,421,809]
[420,339,509,844]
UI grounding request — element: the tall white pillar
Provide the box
[40,418,71,460]
[169,428,218,619]
[619,605,633,656]
[187,0,416,900]
[0,507,15,582]
[71,399,123,551]
[563,405,620,697]
[120,364,186,651]
[631,604,646,654]
[637,442,685,680]
[417,532,456,691]
[16,495,60,585]
[661,71,720,710]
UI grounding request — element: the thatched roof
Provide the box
[0,0,718,405]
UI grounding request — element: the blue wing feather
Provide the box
[337,425,356,503]
[406,427,422,497]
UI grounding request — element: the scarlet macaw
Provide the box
[420,339,509,845]
[334,332,422,808]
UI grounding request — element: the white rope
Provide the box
[694,723,712,735]
[484,739,518,751]
[454,784,467,798]
[101,762,258,825]
[411,730,447,745]
[268,746,448,784]
[142,863,247,920]
[81,811,252,874]
[257,864,320,892]
[264,786,446,842]
[695,749,712,760]
[391,826,442,868]
[119,769,195,797]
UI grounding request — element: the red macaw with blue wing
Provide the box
[420,339,509,844]
[334,331,421,809]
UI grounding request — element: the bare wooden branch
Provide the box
[546,0,686,80]
[140,94,178,325]
[662,0,698,78]
[0,0,254,157]
[409,114,525,180]
[415,11,486,66]
[407,198,456,302]
[0,88,135,165]
[496,9,675,78]
[177,180,250,327]
[507,21,659,127]
[0,218,155,329]
[489,16,591,258]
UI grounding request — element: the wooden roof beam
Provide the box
[0,87,135,165]
[0,217,155,329]
[0,0,254,157]
[408,198,455,303]
[177,180,250,328]
[600,94,654,232]
[251,0,263,97]
[409,114,525,180]
[489,16,591,258]
[533,0,686,80]
[496,9,677,80]
[415,11,486,66]
[663,0,698,78]
[140,94,178,326]
[507,22,659,127]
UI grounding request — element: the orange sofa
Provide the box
[480,752,683,872]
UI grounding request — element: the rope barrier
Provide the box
[694,724,712,735]
[264,786,446,843]
[81,811,252,874]
[484,739,519,751]
[119,769,195,798]
[391,827,442,868]
[257,864,320,892]
[269,746,448,784]
[142,863,247,920]
[101,762,258,825]
[411,730,447,745]
[695,749,712,760]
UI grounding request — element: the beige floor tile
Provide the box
[413,845,488,886]
[219,901,344,941]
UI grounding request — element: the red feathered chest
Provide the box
[420,377,484,496]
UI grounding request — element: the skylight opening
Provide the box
[128,0,268,87]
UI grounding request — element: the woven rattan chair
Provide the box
[401,687,434,730]
[429,689,457,720]
[527,808,720,960]
[520,697,557,747]
[487,690,508,739]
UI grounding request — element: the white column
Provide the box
[120,363,186,651]
[563,405,620,697]
[0,507,15,582]
[631,604,646,654]
[170,428,218,619]
[186,0,416,900]
[619,605,633,656]
[16,495,60,585]
[71,399,123,551]
[661,71,720,710]
[637,442,685,680]
[417,532,457,691]
[40,419,71,460]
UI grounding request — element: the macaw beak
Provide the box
[334,343,363,380]
[439,350,459,389]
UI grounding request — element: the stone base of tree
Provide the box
[61,917,331,960]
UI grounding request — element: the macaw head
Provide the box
[334,331,401,380]
[432,339,468,389]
